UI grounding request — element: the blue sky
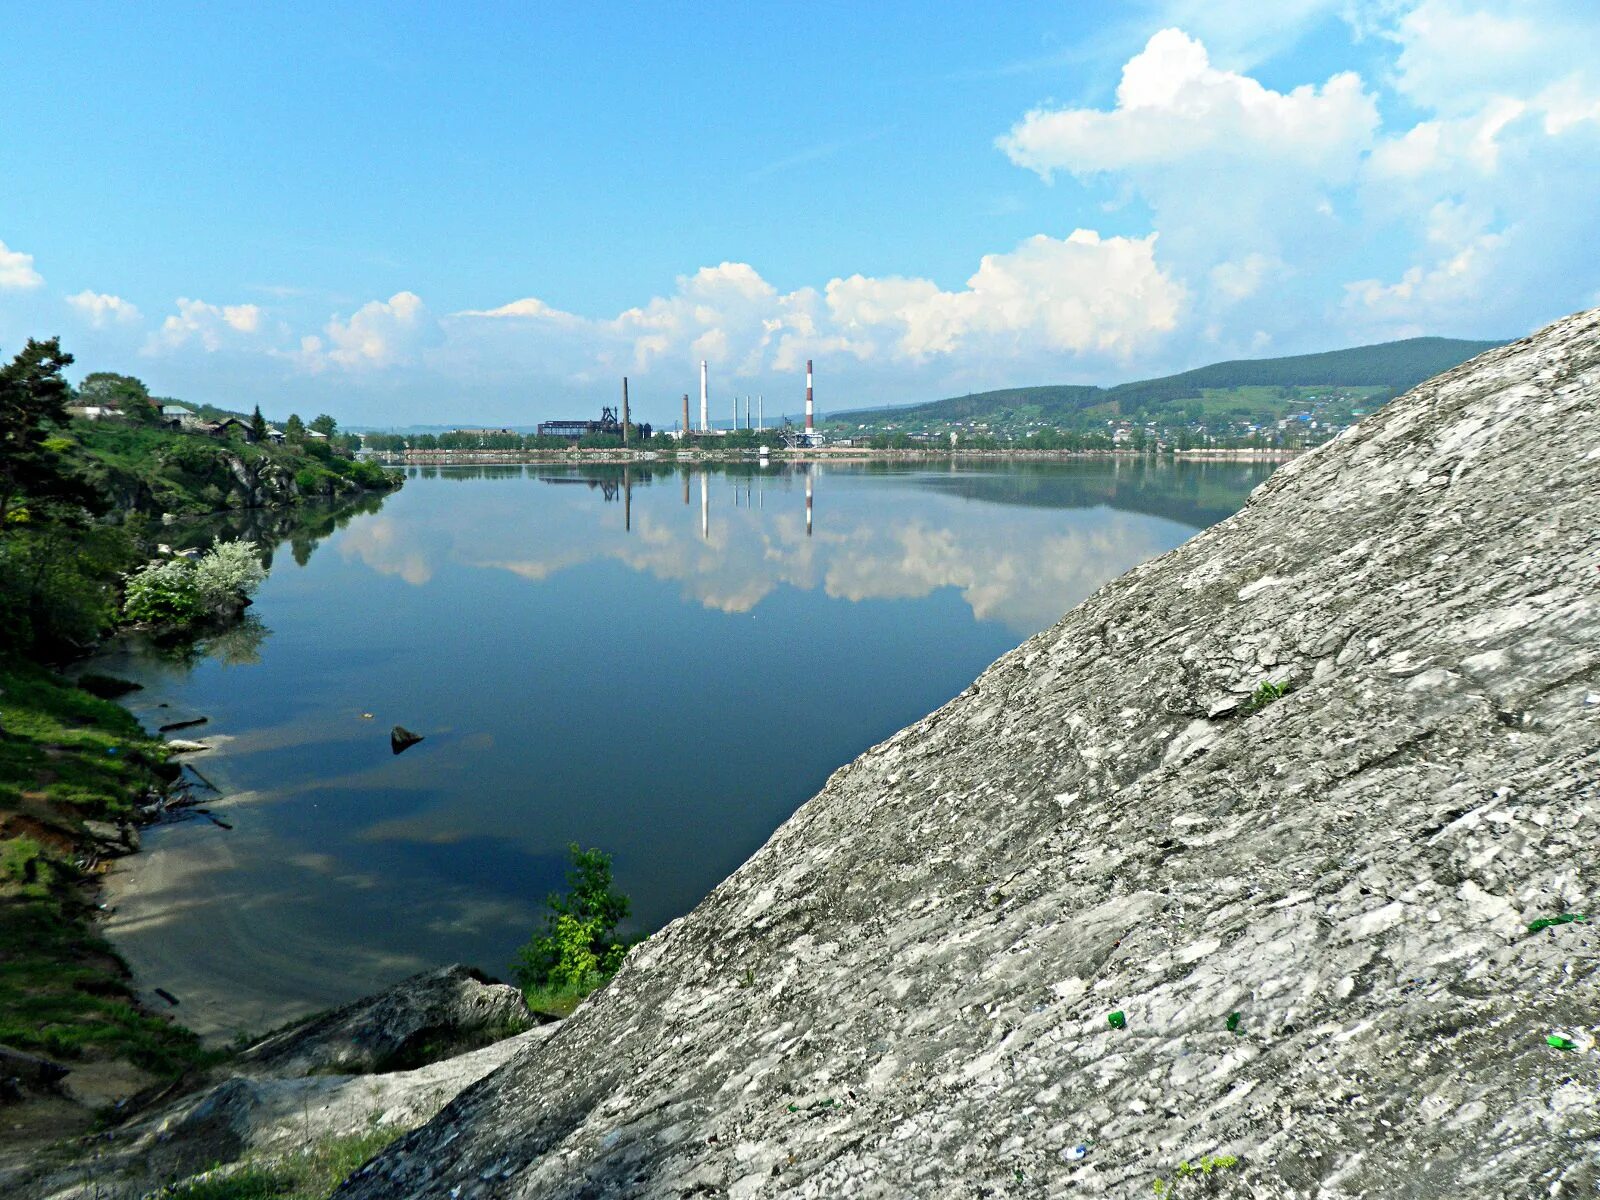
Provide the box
[2,1,1596,425]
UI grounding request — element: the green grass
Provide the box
[142,1128,404,1199]
[520,981,594,1020]
[1152,1154,1241,1195]
[0,660,209,1073]
[1242,679,1292,714]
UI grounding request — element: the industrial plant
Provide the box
[539,360,826,445]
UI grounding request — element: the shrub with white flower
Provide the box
[123,539,265,628]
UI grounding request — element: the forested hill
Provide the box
[833,336,1505,425]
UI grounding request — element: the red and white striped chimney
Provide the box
[805,359,814,433]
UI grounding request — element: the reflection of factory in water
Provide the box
[531,462,820,539]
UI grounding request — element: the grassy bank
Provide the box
[147,1128,404,1200]
[0,660,206,1075]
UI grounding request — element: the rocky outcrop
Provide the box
[38,1027,556,1198]
[234,964,534,1076]
[12,965,542,1199]
[338,309,1600,1199]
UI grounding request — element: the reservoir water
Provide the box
[98,458,1272,1037]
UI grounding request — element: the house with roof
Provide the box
[161,404,200,430]
[194,416,260,443]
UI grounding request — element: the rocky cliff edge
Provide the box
[340,310,1600,1198]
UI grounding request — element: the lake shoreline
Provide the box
[374,446,1301,466]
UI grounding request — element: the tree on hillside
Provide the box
[309,413,337,437]
[78,371,162,424]
[0,339,102,528]
[284,413,305,442]
[250,405,268,441]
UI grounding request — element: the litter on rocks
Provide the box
[1527,913,1587,933]
[1227,1012,1242,1033]
[1546,1035,1577,1050]
[1108,1010,1127,1029]
[1061,1145,1089,1161]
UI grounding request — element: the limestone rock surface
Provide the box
[235,963,533,1077]
[340,312,1600,1198]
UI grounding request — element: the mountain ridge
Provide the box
[831,335,1506,425]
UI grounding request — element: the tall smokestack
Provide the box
[621,377,630,446]
[700,360,709,432]
[757,394,763,431]
[683,393,690,440]
[805,359,814,434]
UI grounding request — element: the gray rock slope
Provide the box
[340,310,1600,1198]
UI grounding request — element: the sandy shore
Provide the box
[92,669,434,1043]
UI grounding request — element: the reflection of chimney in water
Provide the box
[682,469,689,505]
[700,470,709,539]
[805,469,813,538]
[624,466,631,533]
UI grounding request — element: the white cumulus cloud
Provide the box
[0,239,44,290]
[300,291,438,371]
[443,233,1185,395]
[67,290,142,328]
[999,29,1378,182]
[146,298,270,353]
[824,231,1184,362]
[1346,1,1600,335]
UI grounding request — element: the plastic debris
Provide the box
[1227,1011,1242,1033]
[391,725,425,755]
[1108,1010,1127,1029]
[1062,1145,1089,1162]
[1547,1035,1577,1050]
[1527,913,1587,933]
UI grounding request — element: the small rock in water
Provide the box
[391,726,425,755]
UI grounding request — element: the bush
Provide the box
[123,540,264,629]
[336,457,392,488]
[513,844,631,1008]
[192,539,266,610]
[123,558,205,625]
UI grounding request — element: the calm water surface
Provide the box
[99,459,1271,1035]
